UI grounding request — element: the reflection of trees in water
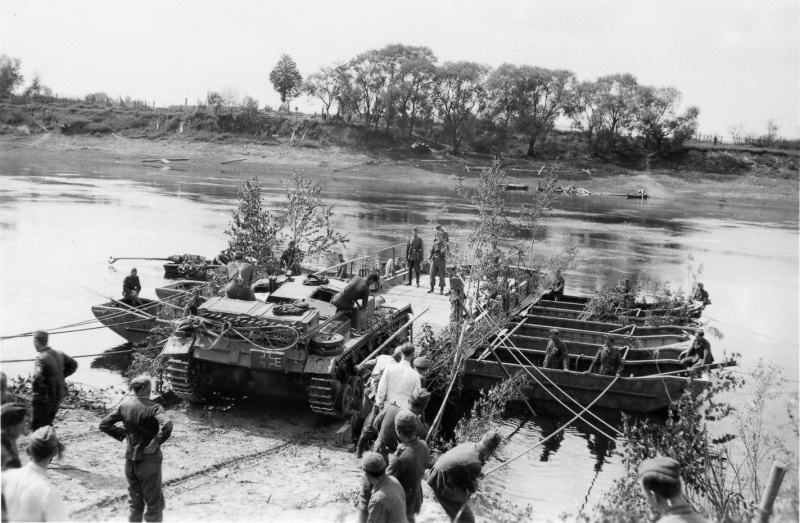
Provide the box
[90,344,134,374]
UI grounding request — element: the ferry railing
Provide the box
[311,243,406,279]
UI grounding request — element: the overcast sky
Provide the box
[1,0,797,138]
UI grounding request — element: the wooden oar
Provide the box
[108,256,175,265]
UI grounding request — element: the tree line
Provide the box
[267,46,700,159]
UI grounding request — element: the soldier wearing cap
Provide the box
[427,430,502,523]
[123,267,143,306]
[1,403,29,471]
[354,349,403,458]
[542,328,570,371]
[372,388,430,462]
[358,451,408,523]
[279,240,304,276]
[692,283,709,304]
[586,334,624,377]
[412,357,430,388]
[387,409,430,523]
[225,251,256,301]
[405,228,424,287]
[638,456,708,522]
[680,331,714,370]
[1,425,68,522]
[31,330,78,430]
[100,375,173,522]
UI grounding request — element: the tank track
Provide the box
[307,310,408,418]
[164,354,209,404]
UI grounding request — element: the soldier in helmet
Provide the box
[542,328,570,371]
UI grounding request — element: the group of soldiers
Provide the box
[1,331,172,522]
[542,327,714,376]
[351,341,502,523]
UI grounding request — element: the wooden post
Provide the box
[757,461,787,523]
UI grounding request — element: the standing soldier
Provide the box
[387,409,431,523]
[31,330,77,430]
[428,230,448,295]
[542,328,570,371]
[123,268,143,306]
[376,343,420,411]
[412,357,430,389]
[405,228,424,287]
[358,452,408,523]
[427,430,502,523]
[279,240,303,275]
[100,375,173,523]
[225,251,256,301]
[550,269,565,301]
[585,334,624,377]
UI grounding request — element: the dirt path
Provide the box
[35,398,476,522]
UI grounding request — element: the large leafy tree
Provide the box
[484,64,523,152]
[303,65,345,119]
[348,49,387,127]
[391,49,437,138]
[433,61,489,155]
[636,85,699,157]
[566,80,606,155]
[269,54,303,109]
[597,73,640,150]
[515,66,575,157]
[0,55,24,98]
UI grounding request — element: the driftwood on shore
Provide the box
[221,158,247,165]
[142,158,189,163]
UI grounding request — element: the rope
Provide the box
[703,314,798,346]
[452,375,621,521]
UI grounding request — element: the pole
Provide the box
[757,461,787,523]
[361,308,429,364]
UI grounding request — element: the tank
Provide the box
[160,276,411,417]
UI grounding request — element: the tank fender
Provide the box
[304,355,337,375]
[161,335,195,357]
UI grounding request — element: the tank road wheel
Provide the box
[340,375,364,416]
[164,355,210,404]
[311,334,345,356]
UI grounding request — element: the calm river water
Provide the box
[0,154,797,518]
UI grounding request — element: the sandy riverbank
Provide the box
[2,133,798,210]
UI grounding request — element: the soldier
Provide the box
[279,240,303,275]
[123,268,143,306]
[680,331,713,370]
[372,389,430,462]
[405,228,424,287]
[412,357,430,388]
[638,456,709,522]
[225,251,256,301]
[31,330,77,430]
[182,287,205,318]
[586,334,624,377]
[376,343,420,410]
[428,230,448,295]
[335,253,349,279]
[1,403,28,471]
[1,426,68,522]
[386,409,430,523]
[427,430,502,523]
[542,328,570,371]
[100,375,173,522]
[551,269,565,301]
[692,283,710,304]
[331,274,380,312]
[354,348,402,458]
[449,278,470,326]
[358,452,408,523]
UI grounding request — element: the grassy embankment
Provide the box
[1,97,798,185]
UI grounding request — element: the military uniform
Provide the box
[123,274,143,305]
[405,236,424,286]
[427,442,484,523]
[387,438,430,522]
[372,403,428,462]
[225,260,256,301]
[100,395,173,522]
[681,337,713,369]
[331,276,371,311]
[543,338,570,371]
[588,344,623,376]
[31,347,78,430]
[428,238,447,293]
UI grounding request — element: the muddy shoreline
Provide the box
[2,133,798,210]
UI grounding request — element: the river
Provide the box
[0,153,797,519]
